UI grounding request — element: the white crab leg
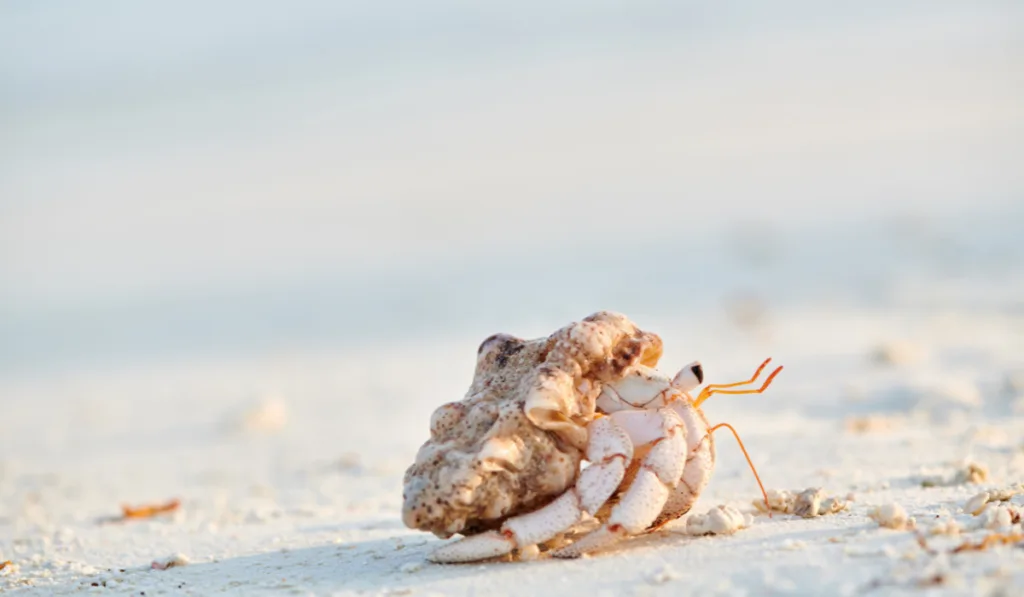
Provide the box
[428,416,633,563]
[649,400,716,528]
[552,406,687,558]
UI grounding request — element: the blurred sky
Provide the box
[1,1,1022,374]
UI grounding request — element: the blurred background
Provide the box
[3,0,1021,378]
[1,4,1024,591]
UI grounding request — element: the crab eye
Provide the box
[691,362,704,384]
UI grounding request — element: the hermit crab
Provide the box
[401,312,782,562]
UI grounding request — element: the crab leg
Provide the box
[647,400,716,529]
[428,415,633,563]
[551,406,687,558]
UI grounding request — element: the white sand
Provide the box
[3,227,1024,595]
[3,3,1023,595]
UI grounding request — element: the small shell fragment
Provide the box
[793,488,825,518]
[964,492,991,516]
[953,462,988,485]
[753,487,848,518]
[754,488,795,514]
[964,484,1023,517]
[927,518,961,536]
[975,503,1022,531]
[119,499,181,521]
[952,532,1024,553]
[868,503,915,530]
[819,497,849,516]
[151,553,190,570]
[920,461,989,487]
[686,505,753,536]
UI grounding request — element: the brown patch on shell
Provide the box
[402,311,663,539]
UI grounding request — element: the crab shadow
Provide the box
[115,535,587,594]
[50,518,875,594]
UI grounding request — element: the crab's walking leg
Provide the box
[551,407,687,559]
[650,420,771,533]
[647,401,716,530]
[427,416,633,563]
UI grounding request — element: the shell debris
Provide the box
[952,533,1024,553]
[920,460,989,487]
[104,498,181,524]
[150,553,190,570]
[954,462,988,485]
[927,518,962,536]
[685,505,753,536]
[973,503,1022,531]
[868,503,915,530]
[964,492,991,516]
[753,488,849,518]
[962,483,1022,516]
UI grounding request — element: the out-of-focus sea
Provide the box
[2,1,1022,376]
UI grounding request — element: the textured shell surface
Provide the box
[402,311,663,539]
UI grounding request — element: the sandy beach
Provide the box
[2,2,1023,595]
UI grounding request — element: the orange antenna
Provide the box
[694,360,783,408]
[709,423,772,518]
[704,357,773,390]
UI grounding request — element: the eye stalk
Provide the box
[671,361,704,392]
